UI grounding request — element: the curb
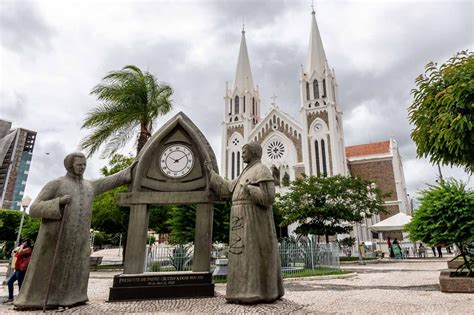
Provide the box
[284,272,357,281]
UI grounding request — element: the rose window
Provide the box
[232,138,240,146]
[267,141,285,160]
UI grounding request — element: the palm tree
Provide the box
[80,65,173,157]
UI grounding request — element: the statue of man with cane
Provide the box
[14,152,135,310]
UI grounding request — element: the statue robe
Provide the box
[14,169,131,309]
[210,161,284,303]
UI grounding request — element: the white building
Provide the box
[220,9,410,242]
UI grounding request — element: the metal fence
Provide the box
[145,240,340,278]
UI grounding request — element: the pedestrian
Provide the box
[391,239,402,259]
[418,243,426,258]
[436,245,443,258]
[431,246,437,257]
[387,237,395,258]
[3,241,33,303]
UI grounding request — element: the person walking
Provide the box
[431,246,437,257]
[418,243,426,258]
[387,237,395,258]
[436,245,443,258]
[4,241,33,303]
[391,239,402,259]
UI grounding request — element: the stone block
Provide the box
[439,269,474,293]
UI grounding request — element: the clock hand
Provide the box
[174,154,188,163]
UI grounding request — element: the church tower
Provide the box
[299,9,347,177]
[222,28,261,179]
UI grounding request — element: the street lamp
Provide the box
[4,196,32,284]
[15,196,32,248]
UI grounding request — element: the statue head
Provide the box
[242,142,262,163]
[64,152,87,177]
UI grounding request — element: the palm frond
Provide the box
[82,64,174,157]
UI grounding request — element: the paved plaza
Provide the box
[1,258,472,314]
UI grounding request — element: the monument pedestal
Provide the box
[108,271,215,301]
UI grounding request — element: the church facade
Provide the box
[220,10,410,242]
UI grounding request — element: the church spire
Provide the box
[233,29,255,93]
[305,9,327,77]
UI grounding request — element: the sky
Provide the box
[1,0,473,206]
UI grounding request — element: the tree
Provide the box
[91,154,135,236]
[409,51,474,173]
[405,179,474,275]
[275,175,386,243]
[80,65,173,157]
[166,202,230,244]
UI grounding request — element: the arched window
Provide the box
[235,96,239,114]
[229,99,232,115]
[231,152,235,179]
[315,140,321,177]
[322,79,327,98]
[243,96,246,113]
[252,98,255,115]
[321,139,327,176]
[313,80,319,99]
[306,82,310,100]
[237,151,241,176]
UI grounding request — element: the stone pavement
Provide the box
[1,259,473,314]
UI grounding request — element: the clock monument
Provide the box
[108,112,220,301]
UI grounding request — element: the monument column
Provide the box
[124,204,149,274]
[193,203,214,272]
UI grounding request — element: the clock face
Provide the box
[160,144,194,178]
[314,123,323,132]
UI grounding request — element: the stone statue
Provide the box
[282,172,290,186]
[206,142,284,304]
[14,152,134,310]
[271,165,280,186]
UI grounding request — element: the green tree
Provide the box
[409,51,474,173]
[91,154,135,236]
[20,217,41,243]
[166,203,230,244]
[0,209,22,241]
[405,179,474,275]
[275,175,386,243]
[167,205,196,244]
[80,65,173,157]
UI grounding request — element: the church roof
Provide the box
[232,30,255,93]
[345,141,391,158]
[305,10,328,77]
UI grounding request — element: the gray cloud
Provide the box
[0,92,28,121]
[0,1,54,53]
[2,0,472,201]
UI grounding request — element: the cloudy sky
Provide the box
[1,0,473,204]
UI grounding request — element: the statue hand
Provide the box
[59,195,71,206]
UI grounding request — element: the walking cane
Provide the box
[43,204,67,312]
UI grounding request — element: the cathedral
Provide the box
[220,9,411,242]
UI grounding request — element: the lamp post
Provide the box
[15,196,32,248]
[3,196,32,284]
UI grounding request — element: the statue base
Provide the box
[108,271,215,301]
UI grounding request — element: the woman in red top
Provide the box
[4,240,32,303]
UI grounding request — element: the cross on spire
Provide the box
[271,94,278,105]
[311,0,315,14]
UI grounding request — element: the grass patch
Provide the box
[213,267,350,283]
[283,267,350,278]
